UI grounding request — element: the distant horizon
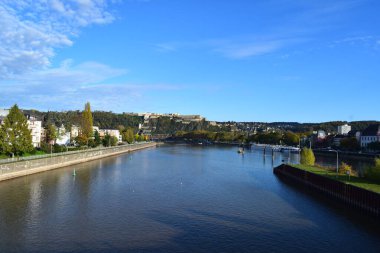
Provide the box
[1,1,379,122]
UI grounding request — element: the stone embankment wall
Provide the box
[0,142,156,182]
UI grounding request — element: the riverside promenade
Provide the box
[0,142,157,182]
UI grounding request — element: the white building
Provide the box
[70,125,80,140]
[99,129,122,143]
[317,130,326,140]
[338,124,351,135]
[355,131,361,142]
[0,109,9,124]
[0,109,9,117]
[93,126,100,133]
[360,124,380,148]
[1,110,43,147]
[27,116,42,148]
[178,115,204,122]
[56,125,70,145]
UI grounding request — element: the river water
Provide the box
[0,144,379,253]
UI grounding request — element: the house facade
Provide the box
[317,130,326,140]
[27,116,42,148]
[99,129,122,143]
[337,124,351,135]
[360,124,380,148]
[56,125,70,145]
[70,125,80,141]
[0,109,9,125]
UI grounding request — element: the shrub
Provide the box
[365,158,380,183]
[339,162,352,175]
[300,148,315,166]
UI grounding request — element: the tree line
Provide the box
[0,103,148,158]
[173,130,301,146]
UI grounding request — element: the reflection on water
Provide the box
[0,144,379,253]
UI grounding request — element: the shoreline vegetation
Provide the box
[294,147,380,194]
[290,163,380,194]
[0,103,149,160]
[1,104,379,160]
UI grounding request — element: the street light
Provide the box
[330,149,339,174]
[298,137,301,163]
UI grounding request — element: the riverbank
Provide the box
[291,164,380,193]
[313,149,379,160]
[274,164,380,217]
[0,142,156,182]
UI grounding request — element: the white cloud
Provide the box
[333,36,373,44]
[0,0,116,78]
[330,35,380,50]
[154,43,178,53]
[213,41,283,59]
[154,37,306,59]
[153,1,366,60]
[0,59,182,112]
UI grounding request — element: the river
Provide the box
[0,144,379,253]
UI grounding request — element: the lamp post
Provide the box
[298,137,301,163]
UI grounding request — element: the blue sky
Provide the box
[0,0,379,122]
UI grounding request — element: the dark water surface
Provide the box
[1,144,380,253]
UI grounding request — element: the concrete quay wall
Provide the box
[0,142,156,182]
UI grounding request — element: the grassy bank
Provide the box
[0,150,46,160]
[291,164,380,194]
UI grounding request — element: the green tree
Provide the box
[122,128,134,143]
[365,158,380,183]
[45,123,57,144]
[255,132,282,145]
[339,162,352,175]
[102,133,111,147]
[282,131,300,146]
[75,135,88,146]
[174,131,187,137]
[81,102,93,141]
[102,134,118,147]
[117,125,125,133]
[111,136,118,146]
[94,130,102,146]
[138,134,145,142]
[300,148,315,166]
[340,137,360,151]
[0,104,34,156]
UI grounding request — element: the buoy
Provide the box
[72,169,76,176]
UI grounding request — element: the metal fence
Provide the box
[0,142,154,175]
